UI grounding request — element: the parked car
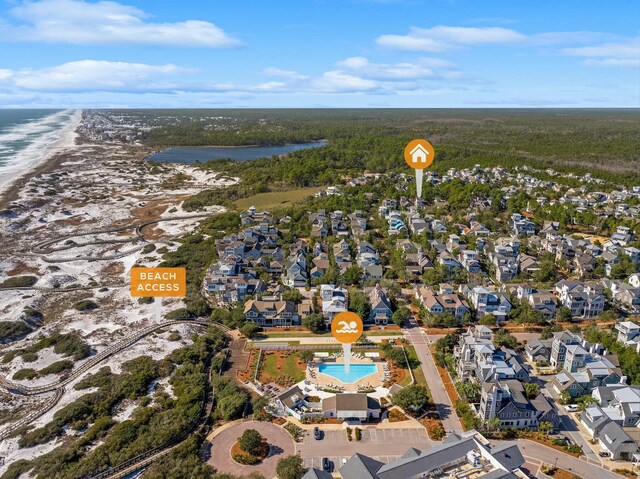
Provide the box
[599,451,610,457]
[322,457,331,472]
[565,404,579,412]
[314,427,322,440]
[341,458,347,465]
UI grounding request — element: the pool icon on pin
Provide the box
[404,139,435,199]
[331,311,363,374]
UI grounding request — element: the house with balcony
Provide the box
[466,286,511,321]
[367,284,393,324]
[616,320,640,351]
[479,379,559,430]
[511,213,536,236]
[244,296,300,326]
[320,284,348,323]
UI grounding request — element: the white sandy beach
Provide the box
[0,109,82,196]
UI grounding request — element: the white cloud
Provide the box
[377,25,525,51]
[336,56,455,80]
[3,0,239,47]
[0,60,189,91]
[562,38,640,67]
[311,71,379,93]
[262,67,308,80]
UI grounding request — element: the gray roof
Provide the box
[478,471,520,479]
[580,407,609,434]
[489,443,525,471]
[302,468,333,479]
[277,385,304,409]
[322,393,381,413]
[599,421,635,452]
[400,447,422,459]
[376,436,477,479]
[339,453,384,479]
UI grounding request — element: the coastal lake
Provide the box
[147,141,327,164]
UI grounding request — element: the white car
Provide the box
[565,404,579,412]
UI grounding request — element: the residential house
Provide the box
[368,285,393,324]
[467,286,512,321]
[479,379,558,429]
[511,213,536,236]
[415,285,470,322]
[616,320,640,351]
[320,284,348,323]
[244,296,300,326]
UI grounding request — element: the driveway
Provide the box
[297,427,432,470]
[206,420,295,478]
[403,323,463,432]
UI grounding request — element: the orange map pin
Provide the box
[404,139,435,198]
[331,311,363,344]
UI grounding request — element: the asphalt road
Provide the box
[503,439,625,479]
[543,383,599,462]
[403,323,463,433]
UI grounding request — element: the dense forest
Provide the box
[129,108,640,182]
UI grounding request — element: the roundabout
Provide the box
[207,420,295,478]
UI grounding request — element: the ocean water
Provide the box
[147,141,328,164]
[0,109,77,185]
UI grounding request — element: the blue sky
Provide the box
[0,0,638,108]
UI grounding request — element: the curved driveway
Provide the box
[207,421,295,478]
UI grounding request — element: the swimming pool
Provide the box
[317,363,377,383]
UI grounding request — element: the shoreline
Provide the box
[145,139,329,164]
[152,140,328,150]
[0,110,83,208]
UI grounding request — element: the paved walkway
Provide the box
[206,421,295,478]
[403,324,462,433]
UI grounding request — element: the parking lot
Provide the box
[297,427,432,471]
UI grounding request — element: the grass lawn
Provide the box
[235,187,322,211]
[403,345,428,388]
[262,352,306,383]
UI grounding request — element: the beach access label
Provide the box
[130,267,186,297]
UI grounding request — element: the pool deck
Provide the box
[306,354,386,392]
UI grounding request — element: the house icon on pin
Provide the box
[409,143,429,163]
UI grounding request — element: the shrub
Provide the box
[13,368,38,380]
[21,352,38,363]
[138,297,155,304]
[142,244,156,254]
[284,422,303,442]
[240,322,261,338]
[0,321,32,343]
[233,453,260,465]
[165,308,190,320]
[0,276,38,288]
[74,299,99,312]
[40,360,74,376]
